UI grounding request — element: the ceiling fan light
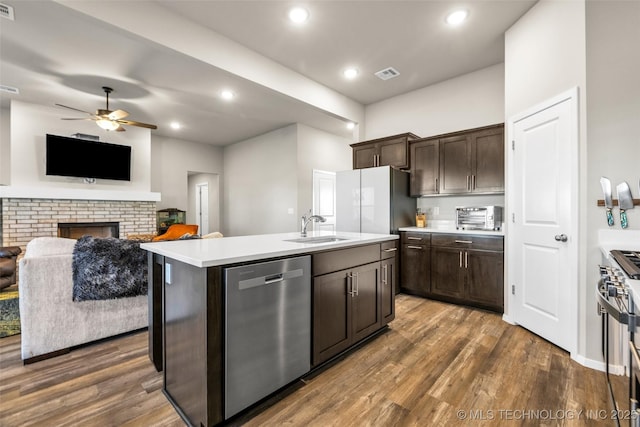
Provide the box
[97,119,120,131]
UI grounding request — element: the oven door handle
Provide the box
[596,282,630,325]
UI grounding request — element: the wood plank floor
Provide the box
[0,295,614,426]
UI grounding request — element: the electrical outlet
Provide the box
[287,208,294,215]
[433,207,440,216]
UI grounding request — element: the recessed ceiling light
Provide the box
[346,122,356,130]
[170,122,181,130]
[446,10,468,26]
[343,68,359,80]
[221,90,235,101]
[289,7,309,24]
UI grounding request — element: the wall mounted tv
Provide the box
[46,134,132,181]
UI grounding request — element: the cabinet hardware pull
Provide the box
[407,237,422,241]
[467,175,470,190]
[347,272,355,297]
[459,251,463,268]
[355,272,359,296]
[465,251,468,268]
[383,248,398,252]
[435,178,439,194]
[407,245,422,250]
[382,264,388,285]
[455,240,473,244]
[472,175,476,190]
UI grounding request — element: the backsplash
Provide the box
[416,194,505,222]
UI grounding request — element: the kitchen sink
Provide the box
[284,235,350,244]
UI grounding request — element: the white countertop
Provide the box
[399,226,504,237]
[140,231,398,268]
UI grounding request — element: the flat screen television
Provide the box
[46,134,132,181]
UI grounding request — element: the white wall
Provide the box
[505,0,593,362]
[296,124,352,221]
[9,100,151,191]
[365,64,505,140]
[223,125,298,236]
[364,63,506,221]
[223,123,353,237]
[0,107,10,185]
[585,0,640,361]
[151,134,223,212]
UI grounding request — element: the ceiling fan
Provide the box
[55,86,157,132]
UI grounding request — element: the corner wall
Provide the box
[505,0,590,362]
[585,0,640,361]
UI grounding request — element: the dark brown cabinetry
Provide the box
[409,124,504,196]
[381,240,398,322]
[409,138,439,196]
[312,242,397,366]
[351,133,420,170]
[430,234,504,312]
[399,232,431,297]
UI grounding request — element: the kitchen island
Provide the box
[140,231,399,427]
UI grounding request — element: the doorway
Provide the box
[507,88,579,354]
[188,172,220,235]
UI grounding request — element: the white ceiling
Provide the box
[0,0,536,146]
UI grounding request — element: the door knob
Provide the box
[554,234,568,242]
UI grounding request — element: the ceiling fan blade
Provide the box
[116,119,158,130]
[61,117,93,121]
[55,103,93,115]
[115,124,126,132]
[108,109,129,120]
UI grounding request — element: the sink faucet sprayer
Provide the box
[300,210,326,237]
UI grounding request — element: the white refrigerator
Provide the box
[335,166,416,234]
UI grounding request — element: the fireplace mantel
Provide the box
[0,186,161,202]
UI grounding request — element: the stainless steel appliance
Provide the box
[335,165,415,234]
[455,206,502,231]
[224,256,311,418]
[596,248,640,426]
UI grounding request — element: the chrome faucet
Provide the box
[300,210,326,237]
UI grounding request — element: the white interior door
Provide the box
[312,170,336,233]
[195,183,209,235]
[508,88,579,354]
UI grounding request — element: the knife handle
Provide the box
[606,208,614,227]
[621,209,628,229]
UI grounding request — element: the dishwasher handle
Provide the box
[238,268,304,290]
[264,274,284,285]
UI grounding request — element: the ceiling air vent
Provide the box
[0,85,19,95]
[0,3,15,20]
[374,67,400,81]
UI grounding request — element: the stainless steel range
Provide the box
[597,247,640,426]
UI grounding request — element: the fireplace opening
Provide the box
[58,222,120,239]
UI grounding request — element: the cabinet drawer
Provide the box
[381,240,399,259]
[313,244,380,276]
[401,232,430,245]
[431,234,503,251]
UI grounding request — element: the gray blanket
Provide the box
[72,236,148,301]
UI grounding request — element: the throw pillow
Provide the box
[152,224,199,241]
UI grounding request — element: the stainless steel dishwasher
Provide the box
[224,255,311,418]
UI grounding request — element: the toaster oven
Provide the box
[455,206,502,231]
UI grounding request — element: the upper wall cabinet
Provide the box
[410,124,504,197]
[351,133,420,170]
[409,137,439,196]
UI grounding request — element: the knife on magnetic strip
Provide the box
[617,181,634,229]
[600,177,614,226]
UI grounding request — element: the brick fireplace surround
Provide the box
[0,197,157,255]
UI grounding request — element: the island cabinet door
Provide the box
[313,269,353,366]
[351,262,382,344]
[381,256,396,323]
